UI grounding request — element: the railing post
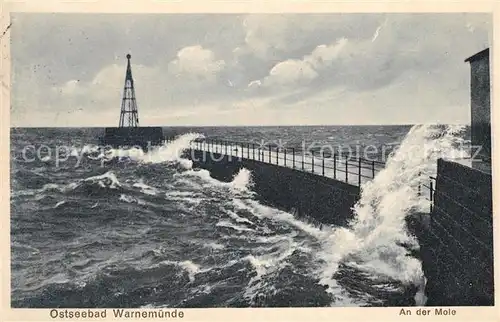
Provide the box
[358,157,362,187]
[322,151,325,176]
[430,179,434,213]
[253,144,255,160]
[284,148,287,167]
[345,158,348,183]
[276,146,279,164]
[372,161,375,178]
[418,171,422,196]
[333,154,337,179]
[312,150,315,173]
[302,150,304,170]
[292,148,295,169]
[268,145,271,163]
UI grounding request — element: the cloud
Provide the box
[250,13,491,97]
[55,79,80,95]
[48,45,229,118]
[260,59,318,87]
[304,38,348,70]
[10,13,492,127]
[168,45,225,83]
[251,37,347,88]
[235,14,384,62]
[237,15,290,59]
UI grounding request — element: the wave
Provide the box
[119,194,145,205]
[216,220,255,232]
[132,180,159,196]
[232,198,325,238]
[242,238,303,303]
[82,171,122,189]
[153,259,202,283]
[316,124,468,305]
[53,200,66,209]
[225,209,254,225]
[203,242,225,250]
[141,133,204,167]
[177,167,254,195]
[103,133,204,169]
[36,171,122,197]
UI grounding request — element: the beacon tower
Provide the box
[102,54,163,150]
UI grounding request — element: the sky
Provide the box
[10,13,491,127]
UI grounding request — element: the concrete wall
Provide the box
[469,53,491,162]
[422,159,493,306]
[188,149,360,226]
[102,126,164,149]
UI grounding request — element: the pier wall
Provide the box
[188,149,360,226]
[421,158,494,306]
[102,126,164,149]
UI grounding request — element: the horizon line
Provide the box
[9,123,472,129]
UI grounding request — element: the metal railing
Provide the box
[420,176,436,213]
[182,138,386,187]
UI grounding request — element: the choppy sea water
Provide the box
[10,125,469,308]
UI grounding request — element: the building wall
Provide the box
[422,159,493,305]
[469,56,491,162]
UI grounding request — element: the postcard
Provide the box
[1,1,498,321]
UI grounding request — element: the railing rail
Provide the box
[181,138,386,187]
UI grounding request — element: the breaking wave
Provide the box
[104,133,204,169]
[316,124,468,305]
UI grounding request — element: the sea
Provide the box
[10,124,470,308]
